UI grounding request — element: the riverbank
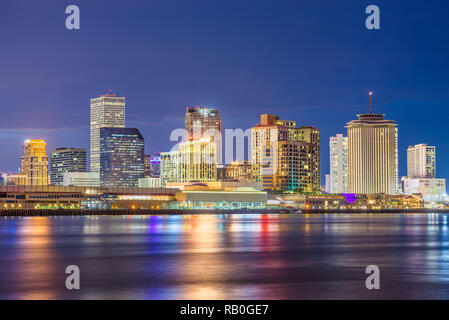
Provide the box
[1,208,449,216]
[0,208,292,216]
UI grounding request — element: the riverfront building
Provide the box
[21,139,49,186]
[407,144,436,179]
[403,143,446,202]
[347,113,398,194]
[63,172,100,187]
[328,134,348,193]
[50,148,87,185]
[90,92,125,172]
[251,114,320,193]
[99,127,145,188]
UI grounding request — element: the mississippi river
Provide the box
[0,213,448,299]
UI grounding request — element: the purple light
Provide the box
[342,193,355,203]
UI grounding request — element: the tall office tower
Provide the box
[329,134,348,193]
[90,91,125,172]
[184,106,222,163]
[407,144,436,179]
[178,139,217,182]
[160,151,179,185]
[144,154,152,177]
[50,148,87,185]
[251,114,320,193]
[347,111,398,194]
[21,139,49,186]
[99,127,144,188]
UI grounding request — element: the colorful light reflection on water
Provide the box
[0,213,449,299]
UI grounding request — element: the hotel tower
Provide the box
[21,139,49,186]
[90,91,125,172]
[347,94,398,194]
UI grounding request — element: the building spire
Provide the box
[369,91,373,113]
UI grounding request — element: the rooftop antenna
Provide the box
[369,91,373,113]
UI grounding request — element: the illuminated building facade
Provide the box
[251,114,320,193]
[347,113,398,194]
[1,173,27,186]
[50,148,87,185]
[225,161,252,182]
[160,151,179,185]
[178,139,217,183]
[404,143,445,202]
[100,127,144,188]
[90,92,125,172]
[185,106,222,163]
[21,139,49,186]
[63,172,100,187]
[407,144,436,179]
[328,134,348,193]
[144,154,152,177]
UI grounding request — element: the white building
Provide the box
[90,92,125,172]
[63,172,100,187]
[328,134,348,193]
[403,178,446,202]
[407,144,436,179]
[403,143,445,202]
[138,177,164,188]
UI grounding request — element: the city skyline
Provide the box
[0,93,447,186]
[0,1,448,184]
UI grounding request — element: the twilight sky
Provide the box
[0,0,448,184]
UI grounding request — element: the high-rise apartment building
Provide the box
[99,127,144,188]
[21,139,49,186]
[328,134,348,193]
[185,106,222,163]
[251,114,320,193]
[50,148,87,185]
[90,92,125,172]
[407,144,436,179]
[347,113,398,194]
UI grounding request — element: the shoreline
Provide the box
[1,208,449,216]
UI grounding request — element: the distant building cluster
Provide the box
[0,91,447,211]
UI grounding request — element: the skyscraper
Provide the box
[185,106,222,163]
[328,134,348,193]
[251,114,320,193]
[100,127,144,188]
[21,139,49,186]
[347,104,398,194]
[50,148,87,185]
[90,91,125,172]
[407,144,436,179]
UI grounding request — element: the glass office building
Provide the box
[100,127,144,188]
[50,148,87,185]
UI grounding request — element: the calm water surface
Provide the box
[0,213,449,299]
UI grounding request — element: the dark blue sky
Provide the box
[1,0,448,183]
